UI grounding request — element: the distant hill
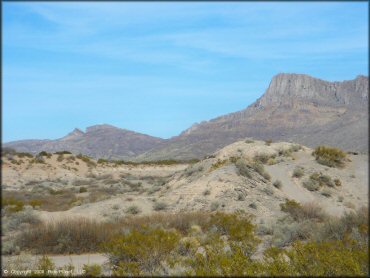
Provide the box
[4,73,368,160]
[4,124,164,160]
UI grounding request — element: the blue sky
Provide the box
[3,2,368,142]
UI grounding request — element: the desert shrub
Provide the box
[77,154,96,167]
[97,158,109,164]
[3,206,41,233]
[265,139,272,146]
[102,227,180,275]
[235,159,252,178]
[273,180,282,189]
[208,212,257,243]
[2,237,20,255]
[210,159,228,171]
[202,189,211,196]
[32,156,45,164]
[292,167,304,178]
[38,151,51,157]
[29,199,43,208]
[126,205,141,215]
[334,178,342,187]
[73,179,90,186]
[251,162,271,181]
[315,207,368,244]
[148,186,161,194]
[280,200,327,222]
[210,202,220,211]
[302,179,320,191]
[321,189,332,198]
[270,219,317,247]
[79,187,87,193]
[19,218,116,254]
[34,255,56,274]
[57,154,64,162]
[82,263,102,276]
[245,139,254,143]
[16,152,34,158]
[310,172,334,187]
[263,239,368,276]
[48,188,65,195]
[254,153,271,164]
[312,145,346,167]
[237,193,245,201]
[249,202,257,209]
[289,144,302,152]
[55,151,72,155]
[2,197,25,213]
[153,202,167,211]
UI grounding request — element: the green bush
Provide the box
[102,227,180,275]
[312,146,346,167]
[263,239,368,276]
[82,263,102,276]
[79,187,87,193]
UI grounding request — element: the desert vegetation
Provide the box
[312,145,347,168]
[2,208,367,276]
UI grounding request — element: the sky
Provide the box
[3,2,368,142]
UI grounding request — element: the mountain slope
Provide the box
[4,124,164,160]
[4,73,368,160]
[136,74,368,160]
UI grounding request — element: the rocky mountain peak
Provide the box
[254,73,368,108]
[60,128,85,141]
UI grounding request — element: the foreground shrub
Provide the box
[19,218,116,254]
[312,145,346,167]
[102,227,180,275]
[82,263,102,277]
[263,239,368,276]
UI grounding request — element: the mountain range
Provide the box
[4,73,368,160]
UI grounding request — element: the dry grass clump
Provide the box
[292,166,304,178]
[251,162,271,181]
[153,202,168,211]
[280,200,327,222]
[19,218,117,254]
[210,159,228,171]
[235,158,252,178]
[126,205,141,215]
[312,145,346,168]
